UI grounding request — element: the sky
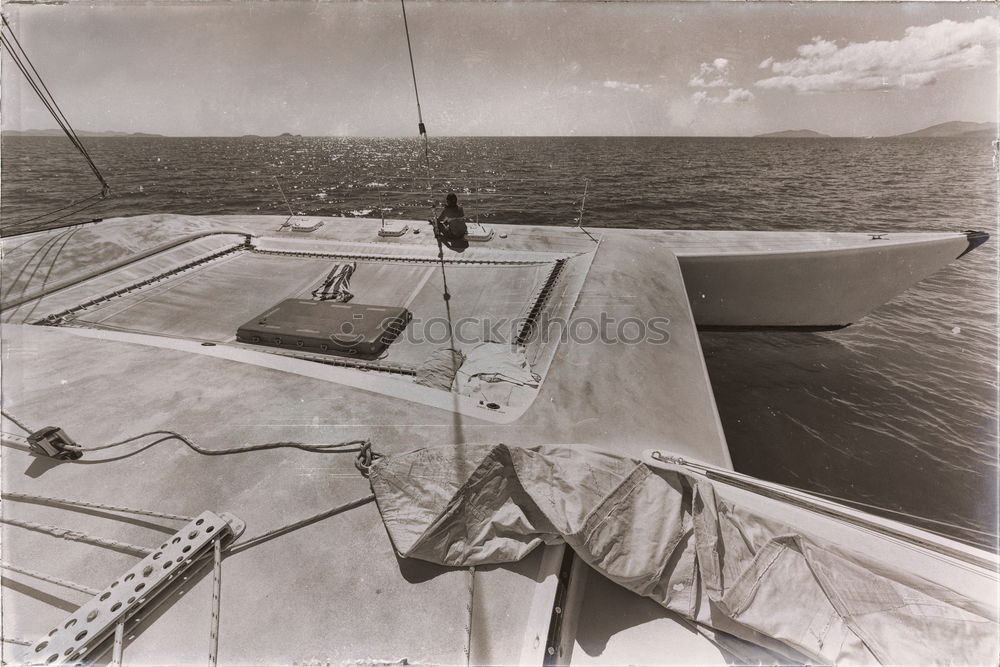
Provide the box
[1,1,997,137]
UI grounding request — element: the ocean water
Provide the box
[2,135,997,550]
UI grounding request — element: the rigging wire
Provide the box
[397,0,470,464]
[0,17,109,196]
[650,452,998,544]
[0,16,111,230]
[400,0,433,188]
[272,175,295,229]
[6,193,105,228]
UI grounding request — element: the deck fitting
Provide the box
[27,511,243,665]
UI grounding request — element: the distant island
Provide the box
[1,129,166,137]
[754,121,997,139]
[1,129,309,138]
[1,129,165,138]
[892,121,997,138]
[754,129,831,138]
[3,121,995,139]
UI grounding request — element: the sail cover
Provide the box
[368,444,997,665]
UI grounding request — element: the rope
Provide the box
[0,409,32,434]
[2,491,194,523]
[72,430,371,458]
[23,194,109,230]
[0,517,153,556]
[5,192,104,228]
[354,441,382,477]
[1,409,376,472]
[0,561,100,596]
[227,494,375,555]
[1,17,110,195]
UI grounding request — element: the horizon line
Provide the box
[4,131,997,140]
[3,118,997,141]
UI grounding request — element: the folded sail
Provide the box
[369,444,997,665]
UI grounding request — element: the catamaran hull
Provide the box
[0,217,991,665]
[674,231,983,329]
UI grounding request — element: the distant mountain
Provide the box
[1,129,165,137]
[754,129,831,138]
[893,121,997,138]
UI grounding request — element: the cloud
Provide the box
[598,80,651,93]
[756,17,999,93]
[689,58,732,87]
[722,88,755,104]
[691,88,755,105]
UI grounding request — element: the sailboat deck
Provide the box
[0,214,983,664]
[1,214,733,664]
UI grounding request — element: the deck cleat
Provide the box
[26,426,83,461]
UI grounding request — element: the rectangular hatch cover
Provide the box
[236,299,410,358]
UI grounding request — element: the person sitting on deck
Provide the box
[434,193,468,241]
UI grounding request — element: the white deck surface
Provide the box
[1,215,735,664]
[0,215,982,664]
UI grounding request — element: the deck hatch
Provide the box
[236,299,411,358]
